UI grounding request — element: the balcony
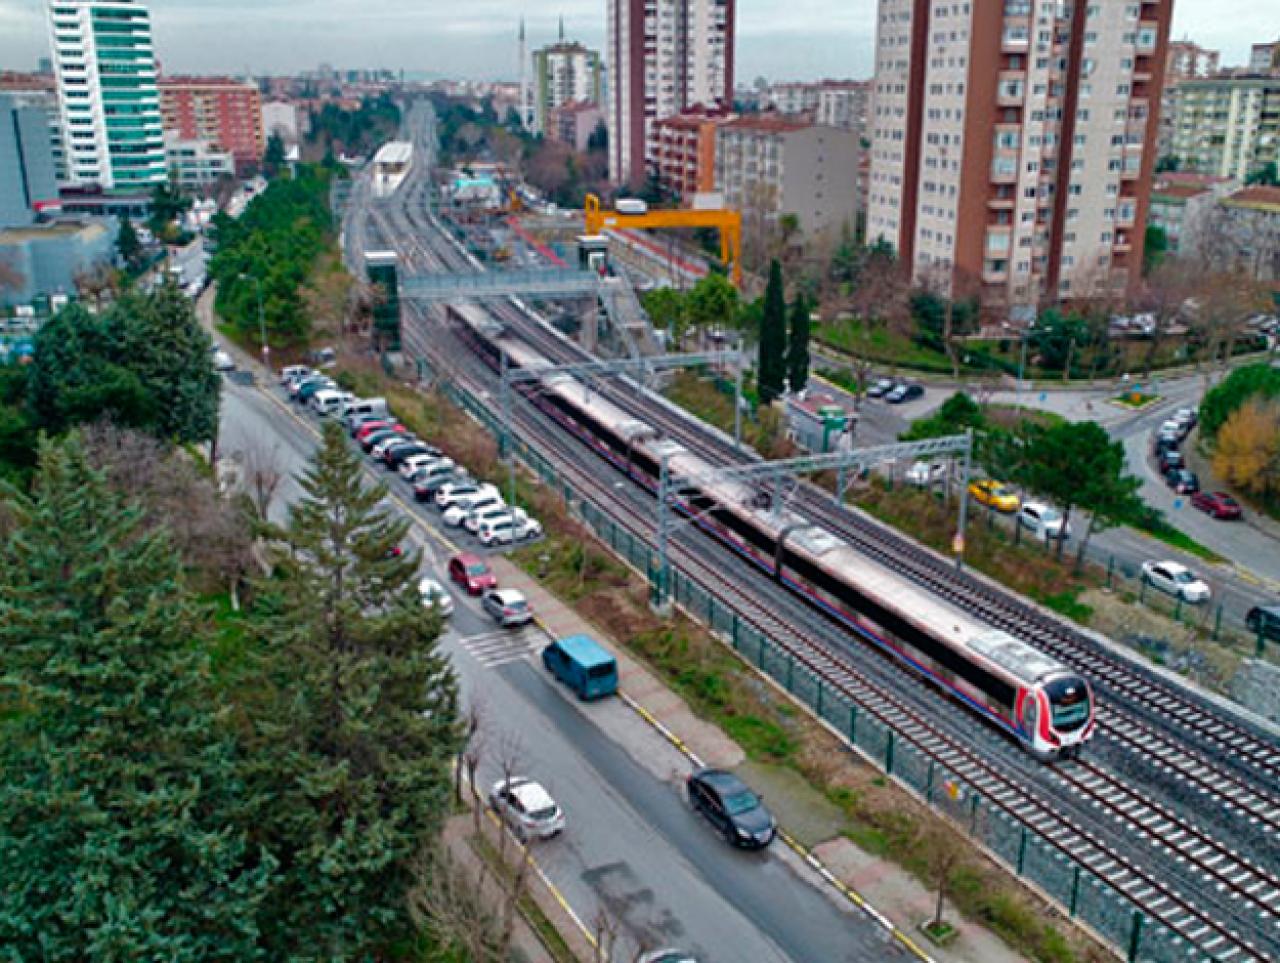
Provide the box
[991,160,1020,184]
[1113,233,1132,253]
[988,194,1017,211]
[983,259,1011,284]
[1135,25,1158,53]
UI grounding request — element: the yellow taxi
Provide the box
[968,479,1021,513]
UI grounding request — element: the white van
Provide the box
[343,397,389,426]
[311,389,354,417]
[280,365,311,386]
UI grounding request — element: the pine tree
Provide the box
[241,421,460,957]
[758,259,787,403]
[787,294,810,395]
[106,286,221,444]
[116,214,142,270]
[0,435,274,960]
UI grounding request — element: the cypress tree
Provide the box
[758,259,787,403]
[787,294,811,395]
[0,435,273,960]
[241,421,460,957]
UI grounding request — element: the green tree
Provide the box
[1246,160,1278,187]
[641,286,689,340]
[787,294,811,394]
[687,272,740,329]
[1143,224,1168,275]
[1020,421,1142,563]
[1198,362,1280,439]
[263,132,287,179]
[27,303,155,436]
[116,214,142,271]
[0,435,274,959]
[106,285,221,444]
[241,422,460,957]
[1030,308,1090,373]
[900,391,984,441]
[149,180,192,237]
[758,259,787,403]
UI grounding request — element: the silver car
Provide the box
[488,777,565,840]
[481,588,533,627]
[418,577,454,618]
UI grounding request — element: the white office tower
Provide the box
[46,0,166,189]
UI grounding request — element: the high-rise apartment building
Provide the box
[868,0,1172,309]
[46,0,166,190]
[532,37,603,135]
[159,77,264,174]
[1249,41,1280,75]
[1162,76,1280,182]
[606,0,735,185]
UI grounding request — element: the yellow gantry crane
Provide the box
[583,193,743,288]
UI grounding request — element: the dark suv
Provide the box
[686,769,775,849]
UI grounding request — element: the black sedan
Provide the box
[885,383,924,404]
[1165,468,1199,494]
[686,769,775,849]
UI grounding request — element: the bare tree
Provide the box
[409,845,506,963]
[0,256,24,297]
[239,438,285,522]
[458,700,489,834]
[1130,259,1197,379]
[918,821,966,933]
[73,262,119,310]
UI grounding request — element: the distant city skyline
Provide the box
[0,0,1272,82]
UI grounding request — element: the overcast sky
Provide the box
[0,0,1272,82]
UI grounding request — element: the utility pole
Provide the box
[500,351,515,509]
[654,451,671,614]
[239,273,269,367]
[954,428,974,571]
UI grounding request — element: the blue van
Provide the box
[542,634,618,701]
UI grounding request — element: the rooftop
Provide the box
[1152,184,1210,201]
[722,113,813,134]
[1223,186,1280,212]
[158,76,258,90]
[1157,171,1236,188]
[0,220,108,244]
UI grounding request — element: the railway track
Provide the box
[402,310,1277,961]
[361,119,1280,958]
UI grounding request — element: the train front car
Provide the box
[1039,672,1094,759]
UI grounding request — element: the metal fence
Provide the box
[436,372,1227,963]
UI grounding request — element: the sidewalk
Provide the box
[489,556,1027,963]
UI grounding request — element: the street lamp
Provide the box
[239,273,269,366]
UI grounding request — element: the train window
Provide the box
[1046,677,1091,731]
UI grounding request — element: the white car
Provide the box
[418,577,454,618]
[488,777,565,840]
[212,349,235,371]
[466,503,514,534]
[280,364,311,385]
[436,481,498,510]
[399,453,444,479]
[1018,501,1071,540]
[480,511,543,546]
[905,461,946,488]
[1141,560,1211,603]
[443,492,504,528]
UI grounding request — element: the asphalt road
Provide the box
[213,364,910,963]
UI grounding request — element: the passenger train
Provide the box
[449,305,1095,759]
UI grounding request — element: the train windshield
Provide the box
[1045,677,1091,731]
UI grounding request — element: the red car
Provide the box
[448,552,497,595]
[355,420,405,441]
[1190,491,1242,520]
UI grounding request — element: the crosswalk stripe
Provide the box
[456,628,544,668]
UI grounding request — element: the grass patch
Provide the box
[1139,518,1225,563]
[815,318,956,373]
[1035,587,1095,624]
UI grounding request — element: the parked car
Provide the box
[866,378,895,399]
[437,481,497,510]
[969,479,1021,513]
[1172,406,1198,431]
[385,441,439,470]
[1245,604,1280,642]
[1165,468,1199,494]
[488,777,565,840]
[905,461,946,488]
[412,465,465,500]
[367,432,411,457]
[479,510,544,546]
[356,420,404,443]
[466,502,514,534]
[417,577,454,618]
[686,768,776,849]
[280,364,311,385]
[1141,560,1211,603]
[311,388,354,417]
[482,588,533,627]
[447,552,496,595]
[885,383,924,404]
[1190,490,1242,519]
[294,376,336,405]
[1153,436,1179,458]
[347,413,385,435]
[1158,448,1184,474]
[1157,420,1182,444]
[212,349,235,371]
[443,491,503,527]
[542,634,617,700]
[400,452,446,479]
[1018,501,1071,540]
